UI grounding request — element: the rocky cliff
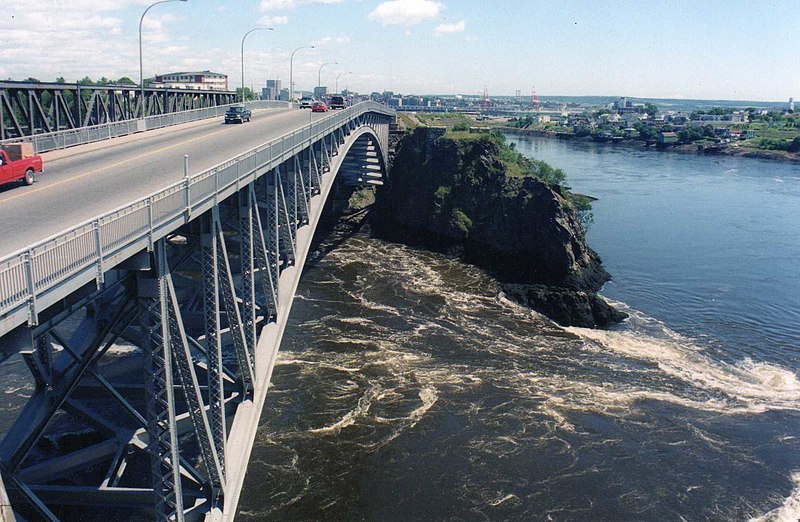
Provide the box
[372,126,626,327]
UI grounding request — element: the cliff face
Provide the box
[373,127,625,327]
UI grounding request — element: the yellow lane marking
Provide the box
[0,112,289,205]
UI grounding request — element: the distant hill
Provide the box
[443,94,787,111]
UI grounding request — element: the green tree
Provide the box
[634,123,657,140]
[788,137,800,153]
[677,126,705,143]
[644,102,658,117]
[54,76,66,84]
[116,76,136,85]
[573,125,591,137]
[236,87,256,102]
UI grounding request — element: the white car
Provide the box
[299,97,314,109]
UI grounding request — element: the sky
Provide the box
[1,0,798,102]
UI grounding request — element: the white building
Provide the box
[150,71,228,91]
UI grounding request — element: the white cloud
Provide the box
[260,0,296,10]
[434,19,465,35]
[0,1,188,83]
[258,15,290,26]
[464,35,479,42]
[368,0,444,26]
[312,35,351,47]
[260,0,344,11]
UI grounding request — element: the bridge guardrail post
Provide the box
[93,220,104,285]
[147,197,154,251]
[184,155,191,220]
[23,249,38,326]
[214,169,219,205]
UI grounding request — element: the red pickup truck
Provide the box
[0,145,43,187]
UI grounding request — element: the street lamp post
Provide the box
[289,45,314,103]
[317,61,337,92]
[335,71,352,94]
[139,0,188,118]
[241,27,273,103]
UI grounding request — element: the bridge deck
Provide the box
[0,108,324,257]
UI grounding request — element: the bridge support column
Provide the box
[138,243,185,521]
[201,215,228,492]
[275,167,296,267]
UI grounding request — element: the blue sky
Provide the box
[1,0,797,101]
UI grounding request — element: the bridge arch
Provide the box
[0,104,395,521]
[332,125,390,187]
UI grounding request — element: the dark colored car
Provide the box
[312,101,329,112]
[329,95,347,109]
[224,105,252,123]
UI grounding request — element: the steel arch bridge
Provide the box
[0,102,394,521]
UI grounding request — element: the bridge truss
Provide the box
[0,104,392,520]
[0,81,236,140]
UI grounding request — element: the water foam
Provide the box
[308,385,380,435]
[565,322,800,414]
[749,471,800,522]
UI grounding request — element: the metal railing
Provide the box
[0,102,393,333]
[0,100,291,154]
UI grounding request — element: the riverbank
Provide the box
[499,126,800,163]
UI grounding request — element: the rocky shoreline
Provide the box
[370,126,627,328]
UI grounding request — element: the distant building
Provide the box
[730,111,748,123]
[313,86,328,98]
[279,88,290,101]
[790,97,795,111]
[659,131,678,144]
[622,112,645,125]
[150,70,228,91]
[261,79,281,100]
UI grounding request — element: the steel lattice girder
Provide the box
[0,81,236,139]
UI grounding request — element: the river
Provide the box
[237,136,800,520]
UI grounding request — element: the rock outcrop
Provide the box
[373,126,627,328]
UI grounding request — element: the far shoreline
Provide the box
[498,127,800,164]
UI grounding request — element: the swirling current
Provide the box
[237,135,800,521]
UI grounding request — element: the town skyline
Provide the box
[1,0,797,102]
